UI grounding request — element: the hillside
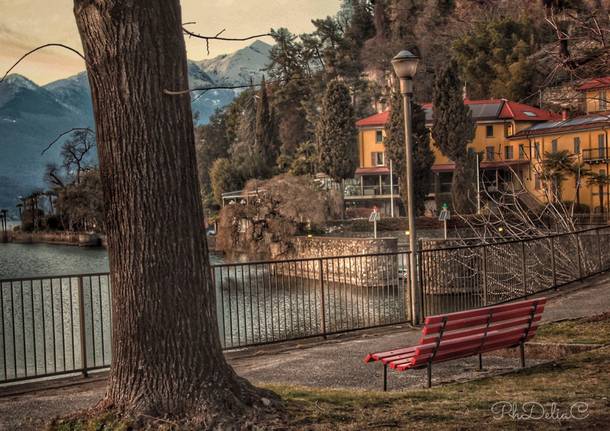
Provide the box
[0,40,273,214]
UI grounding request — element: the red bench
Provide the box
[364,298,546,390]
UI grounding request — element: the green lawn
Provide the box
[53,314,610,430]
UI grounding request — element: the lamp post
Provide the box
[391,50,421,325]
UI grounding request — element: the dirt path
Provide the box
[2,272,609,430]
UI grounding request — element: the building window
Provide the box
[599,134,606,158]
[505,123,514,137]
[504,146,514,160]
[519,144,526,160]
[600,90,607,111]
[551,139,558,153]
[371,152,385,166]
[535,174,541,190]
[574,137,581,154]
[486,125,494,138]
[375,130,383,143]
[486,146,495,161]
[534,142,541,160]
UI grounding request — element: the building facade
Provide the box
[353,76,610,216]
[353,98,559,215]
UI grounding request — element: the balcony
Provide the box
[583,147,610,164]
[344,184,400,199]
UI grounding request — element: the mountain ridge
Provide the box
[0,40,273,214]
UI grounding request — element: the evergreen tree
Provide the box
[255,77,279,167]
[432,60,477,213]
[316,80,358,182]
[210,158,243,206]
[195,108,230,204]
[384,89,435,215]
[453,18,540,101]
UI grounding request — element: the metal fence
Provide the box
[1,226,609,384]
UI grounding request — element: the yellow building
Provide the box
[353,77,610,215]
[353,98,559,215]
[509,76,610,212]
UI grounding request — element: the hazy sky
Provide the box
[0,0,341,85]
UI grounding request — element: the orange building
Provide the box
[352,98,559,215]
[509,76,610,212]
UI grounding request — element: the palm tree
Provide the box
[587,171,610,214]
[541,150,575,203]
[568,160,590,212]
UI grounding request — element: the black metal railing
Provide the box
[1,226,610,385]
[583,147,609,162]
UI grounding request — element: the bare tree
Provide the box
[72,0,275,424]
[60,129,95,184]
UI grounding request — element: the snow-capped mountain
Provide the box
[197,40,272,85]
[0,40,273,213]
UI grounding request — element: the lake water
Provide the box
[0,242,407,383]
[0,243,225,280]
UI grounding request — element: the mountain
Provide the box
[0,74,93,213]
[197,40,272,85]
[0,40,272,215]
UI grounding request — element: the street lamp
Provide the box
[391,49,421,325]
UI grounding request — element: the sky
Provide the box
[0,0,341,85]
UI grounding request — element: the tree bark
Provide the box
[73,0,273,423]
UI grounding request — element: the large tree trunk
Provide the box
[73,0,273,423]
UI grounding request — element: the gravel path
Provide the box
[1,271,609,430]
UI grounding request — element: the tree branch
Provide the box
[41,128,94,155]
[0,44,86,84]
[182,26,272,55]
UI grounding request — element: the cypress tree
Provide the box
[384,89,435,215]
[316,80,358,182]
[432,60,477,213]
[255,77,279,167]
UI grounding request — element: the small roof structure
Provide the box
[577,76,610,91]
[510,112,610,139]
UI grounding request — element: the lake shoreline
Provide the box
[3,230,106,247]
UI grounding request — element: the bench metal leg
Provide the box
[426,363,432,388]
[383,363,387,392]
[478,353,483,371]
[520,342,525,368]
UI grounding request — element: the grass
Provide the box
[536,312,610,345]
[50,314,610,430]
[264,345,610,429]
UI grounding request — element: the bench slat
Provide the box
[422,305,545,336]
[423,298,546,326]
[420,315,542,345]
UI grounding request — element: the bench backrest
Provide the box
[411,298,546,367]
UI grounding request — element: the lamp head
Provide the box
[391,50,419,80]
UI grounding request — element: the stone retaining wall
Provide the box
[271,236,398,287]
[7,231,103,247]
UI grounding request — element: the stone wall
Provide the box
[8,231,103,247]
[271,236,398,287]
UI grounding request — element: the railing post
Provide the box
[549,236,557,289]
[596,228,603,273]
[318,258,327,339]
[481,246,488,306]
[575,232,583,280]
[521,241,527,296]
[77,276,88,378]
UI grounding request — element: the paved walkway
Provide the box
[1,272,610,430]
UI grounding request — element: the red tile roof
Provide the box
[499,100,562,121]
[355,111,390,127]
[355,166,390,175]
[356,99,559,128]
[577,76,610,91]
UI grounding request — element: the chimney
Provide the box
[562,110,569,121]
